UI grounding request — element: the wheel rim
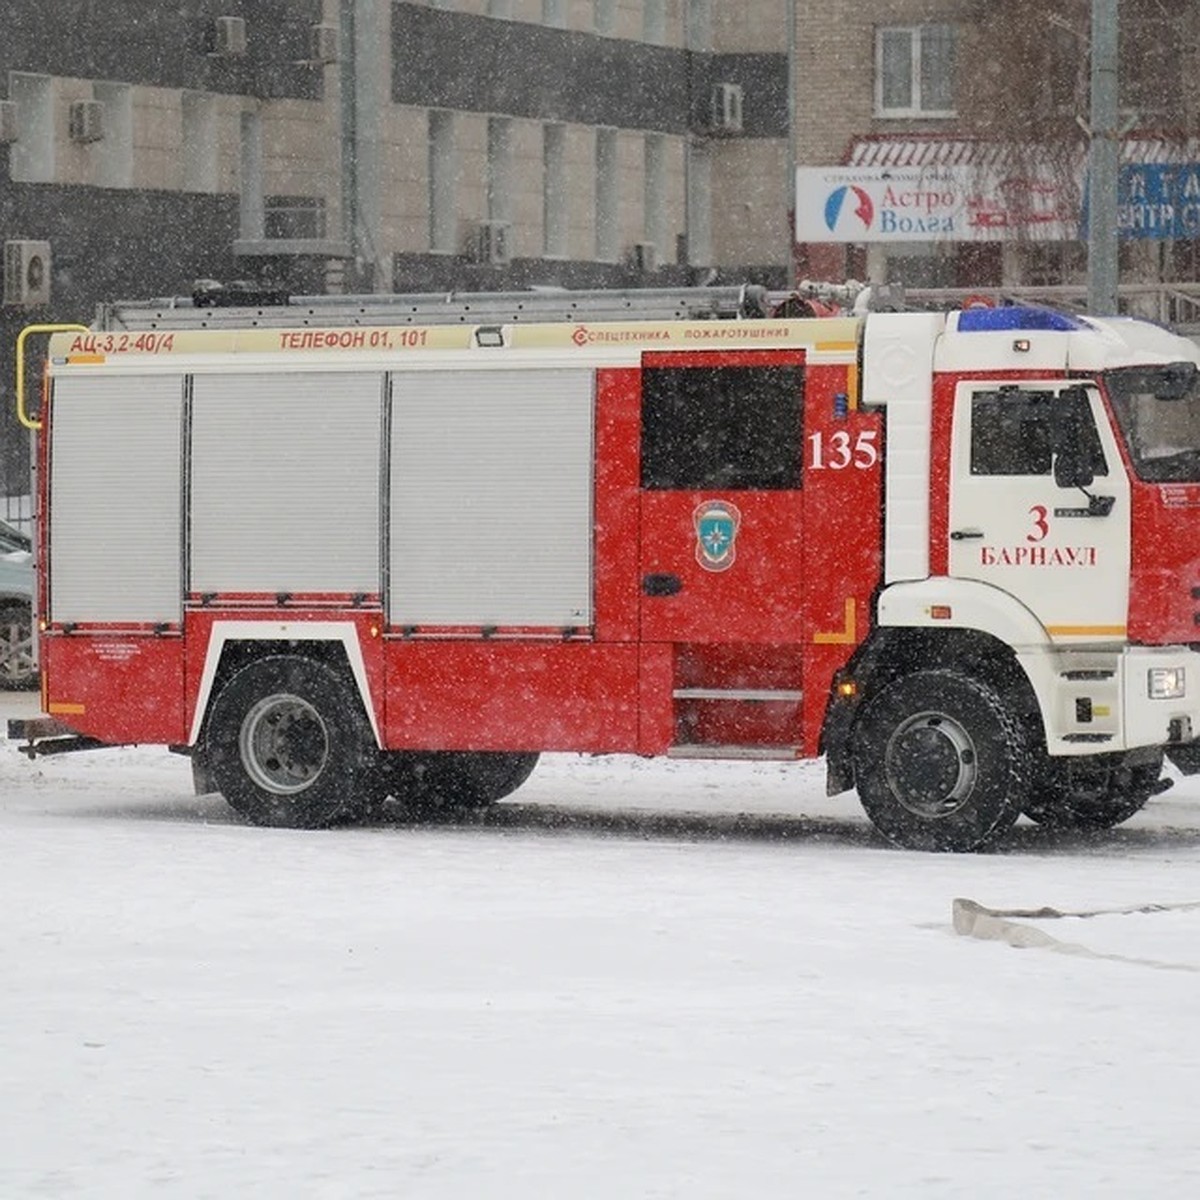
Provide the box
[239,692,330,795]
[884,710,978,819]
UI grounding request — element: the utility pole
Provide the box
[786,0,797,287]
[1087,0,1120,316]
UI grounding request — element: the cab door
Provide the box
[638,350,805,644]
[947,382,1131,641]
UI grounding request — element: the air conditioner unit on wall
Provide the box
[631,241,657,273]
[213,15,248,57]
[476,220,511,266]
[0,100,18,144]
[3,240,52,308]
[710,82,744,135]
[68,100,105,144]
[309,23,339,64]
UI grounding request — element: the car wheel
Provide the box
[205,655,376,829]
[852,669,1029,852]
[0,599,37,690]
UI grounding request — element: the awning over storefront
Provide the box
[845,136,1007,170]
[843,134,1200,169]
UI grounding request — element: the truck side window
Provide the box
[641,365,802,490]
[969,389,1107,478]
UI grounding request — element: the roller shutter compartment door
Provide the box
[49,374,184,625]
[190,372,384,596]
[389,369,594,628]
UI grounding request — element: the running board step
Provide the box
[667,744,801,761]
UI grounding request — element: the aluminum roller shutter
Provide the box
[389,368,594,628]
[49,374,184,624]
[190,372,383,595]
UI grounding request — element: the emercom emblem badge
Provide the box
[693,499,741,572]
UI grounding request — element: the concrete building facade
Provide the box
[0,1,796,489]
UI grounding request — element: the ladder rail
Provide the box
[95,283,784,331]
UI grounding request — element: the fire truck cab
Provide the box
[16,287,1200,850]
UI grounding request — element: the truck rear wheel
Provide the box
[205,655,375,829]
[852,669,1029,851]
[380,750,539,814]
[1022,751,1165,830]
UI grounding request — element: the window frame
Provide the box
[968,387,1108,480]
[874,24,957,119]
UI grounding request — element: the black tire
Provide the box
[852,669,1029,851]
[204,655,376,829]
[1022,751,1165,830]
[363,750,438,814]
[379,750,539,814]
[0,599,37,690]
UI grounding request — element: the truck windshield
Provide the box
[1105,363,1200,482]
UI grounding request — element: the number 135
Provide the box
[808,430,879,470]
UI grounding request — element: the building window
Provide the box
[644,133,667,261]
[238,109,264,240]
[265,196,327,240]
[1121,16,1183,123]
[429,110,456,253]
[543,123,568,258]
[883,250,957,289]
[685,139,711,266]
[686,0,712,50]
[644,0,666,45]
[1018,241,1088,288]
[487,117,513,224]
[595,0,617,36]
[181,92,218,193]
[595,127,618,262]
[875,24,956,117]
[93,81,132,189]
[10,73,54,184]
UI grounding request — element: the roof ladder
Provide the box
[95,284,781,331]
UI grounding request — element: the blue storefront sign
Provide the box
[1117,164,1200,239]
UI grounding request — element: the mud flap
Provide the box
[1166,740,1200,776]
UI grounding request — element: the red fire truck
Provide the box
[13,284,1200,850]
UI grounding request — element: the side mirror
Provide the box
[1154,362,1197,402]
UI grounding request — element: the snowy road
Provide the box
[3,687,1200,1198]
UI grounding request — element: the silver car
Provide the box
[0,519,35,689]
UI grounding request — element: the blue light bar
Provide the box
[957,307,1090,333]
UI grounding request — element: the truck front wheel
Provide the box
[1022,751,1166,830]
[205,655,376,829]
[852,670,1029,851]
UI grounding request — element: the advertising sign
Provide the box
[796,165,1076,243]
[1117,164,1200,239]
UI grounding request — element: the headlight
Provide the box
[1148,667,1186,700]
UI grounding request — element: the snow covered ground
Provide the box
[4,687,1200,1198]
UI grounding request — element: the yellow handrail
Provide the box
[15,323,89,431]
